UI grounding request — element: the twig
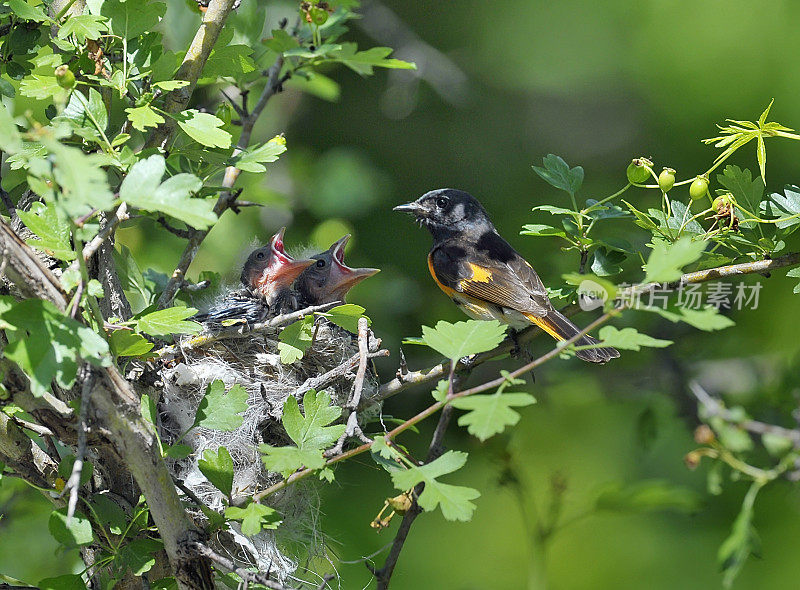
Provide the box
[376,252,800,402]
[328,317,373,455]
[688,381,800,443]
[156,54,287,309]
[175,479,211,510]
[64,369,95,522]
[68,203,129,273]
[156,216,193,239]
[156,303,341,358]
[316,573,335,590]
[190,542,291,590]
[298,348,388,403]
[10,416,54,437]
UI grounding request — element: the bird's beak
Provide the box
[325,234,380,301]
[393,201,424,215]
[268,228,314,285]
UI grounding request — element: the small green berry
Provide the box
[712,193,732,211]
[626,157,653,184]
[309,6,328,25]
[689,176,709,200]
[658,168,675,193]
[55,65,76,89]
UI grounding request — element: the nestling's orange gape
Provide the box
[398,189,619,363]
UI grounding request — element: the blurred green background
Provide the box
[5,0,800,588]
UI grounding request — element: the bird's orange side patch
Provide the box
[467,263,493,282]
[428,253,455,296]
[522,312,564,341]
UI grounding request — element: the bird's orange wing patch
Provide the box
[467,263,493,282]
[428,253,456,296]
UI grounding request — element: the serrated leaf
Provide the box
[451,392,535,441]
[110,330,154,357]
[532,154,583,196]
[194,380,249,431]
[7,0,50,22]
[58,14,108,42]
[224,503,281,536]
[390,450,480,521]
[327,43,415,75]
[231,136,287,173]
[55,88,109,143]
[519,224,569,239]
[38,575,86,590]
[49,508,93,547]
[116,538,163,576]
[718,481,762,588]
[644,237,707,283]
[421,319,507,360]
[787,267,800,294]
[102,0,166,39]
[761,186,800,229]
[198,447,234,497]
[260,445,324,478]
[277,316,314,364]
[0,297,110,396]
[645,305,735,331]
[89,493,127,535]
[322,304,369,333]
[591,247,625,276]
[152,80,189,91]
[120,155,215,229]
[135,306,200,336]
[163,444,192,459]
[19,75,65,101]
[596,326,672,351]
[43,142,115,216]
[717,165,764,216]
[174,110,231,148]
[201,44,256,81]
[125,105,165,132]
[16,202,75,261]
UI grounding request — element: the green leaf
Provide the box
[88,493,127,535]
[761,186,800,230]
[787,267,800,294]
[591,247,625,276]
[55,88,109,144]
[231,136,287,173]
[125,105,165,132]
[644,237,707,283]
[224,503,281,536]
[38,575,87,590]
[327,43,416,75]
[120,155,216,229]
[596,326,672,351]
[718,481,762,588]
[174,110,231,149]
[57,455,93,487]
[102,0,166,39]
[645,305,735,331]
[110,330,154,357]
[451,392,535,441]
[0,298,110,396]
[163,444,192,459]
[201,44,256,81]
[277,316,315,363]
[264,29,300,53]
[261,390,345,477]
[7,0,51,22]
[58,14,108,42]
[19,75,65,101]
[390,451,480,521]
[761,431,793,456]
[152,80,189,91]
[322,304,369,333]
[198,447,234,498]
[43,142,115,217]
[596,480,702,514]
[116,538,163,576]
[49,508,93,547]
[717,165,764,217]
[140,393,157,426]
[135,306,200,336]
[421,319,507,360]
[532,154,583,196]
[194,380,249,431]
[519,224,569,239]
[16,201,75,261]
[622,199,659,231]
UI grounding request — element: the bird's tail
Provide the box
[523,309,620,364]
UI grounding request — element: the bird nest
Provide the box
[157,307,383,584]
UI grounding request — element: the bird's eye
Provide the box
[316,259,326,268]
[255,251,265,260]
[436,196,449,209]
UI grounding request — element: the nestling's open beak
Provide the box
[325,234,380,301]
[268,228,315,286]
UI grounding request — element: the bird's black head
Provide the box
[296,235,379,305]
[393,189,494,240]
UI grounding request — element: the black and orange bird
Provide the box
[394,189,619,363]
[295,234,380,306]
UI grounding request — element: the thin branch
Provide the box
[64,369,95,523]
[144,0,240,149]
[156,54,287,309]
[156,303,341,359]
[688,381,800,443]
[156,216,193,239]
[376,251,800,402]
[189,542,291,590]
[68,203,129,273]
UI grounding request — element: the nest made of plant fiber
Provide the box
[158,316,382,584]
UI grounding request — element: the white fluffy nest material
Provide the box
[158,317,382,584]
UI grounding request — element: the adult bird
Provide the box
[394,189,619,363]
[295,234,380,306]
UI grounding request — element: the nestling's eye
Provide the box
[255,251,266,260]
[316,259,326,268]
[436,196,449,209]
